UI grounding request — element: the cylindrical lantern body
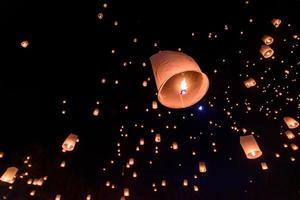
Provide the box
[262,35,274,45]
[271,18,281,28]
[62,133,78,152]
[155,134,161,143]
[240,135,262,159]
[260,45,274,58]
[161,180,166,187]
[261,162,268,170]
[244,78,256,88]
[198,162,207,173]
[0,167,18,184]
[124,188,130,197]
[183,179,188,186]
[291,143,298,151]
[285,130,295,140]
[150,51,209,108]
[152,101,158,109]
[283,116,299,129]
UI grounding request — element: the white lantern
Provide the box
[0,167,18,184]
[260,45,274,58]
[240,135,262,159]
[62,133,79,152]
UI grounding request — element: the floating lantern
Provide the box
[244,78,256,88]
[93,108,100,116]
[155,134,161,143]
[129,158,134,166]
[132,172,137,178]
[60,161,66,168]
[20,40,29,48]
[271,18,281,28]
[262,35,274,45]
[194,185,199,192]
[86,194,91,200]
[55,194,61,200]
[33,178,44,186]
[30,190,36,196]
[124,188,130,197]
[142,80,148,87]
[150,51,209,109]
[62,133,79,152]
[152,101,158,109]
[285,130,295,140]
[183,179,188,187]
[0,152,4,158]
[161,180,166,187]
[261,162,268,170]
[260,45,274,58]
[240,135,262,159]
[291,143,298,151]
[0,167,18,184]
[172,142,178,150]
[198,162,207,173]
[27,179,33,184]
[139,138,145,146]
[283,116,299,129]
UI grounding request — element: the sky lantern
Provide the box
[124,188,130,197]
[60,161,66,168]
[155,134,161,143]
[62,133,79,152]
[0,152,4,158]
[183,179,188,187]
[20,40,29,48]
[285,130,295,140]
[92,108,100,116]
[150,51,209,109]
[55,194,61,200]
[172,142,178,150]
[260,45,274,58]
[198,162,207,173]
[283,116,299,129]
[152,101,158,109]
[261,162,268,170]
[262,35,274,45]
[244,78,256,88]
[240,135,262,159]
[161,180,166,187]
[86,194,91,200]
[271,18,281,28]
[139,138,145,146]
[290,143,298,151]
[0,167,18,184]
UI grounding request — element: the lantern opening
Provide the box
[180,78,188,95]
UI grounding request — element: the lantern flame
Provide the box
[180,78,188,95]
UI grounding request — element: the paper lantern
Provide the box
[0,152,4,158]
[86,194,91,200]
[291,143,298,151]
[55,194,61,200]
[240,135,262,159]
[260,45,274,58]
[129,158,134,166]
[262,35,274,45]
[161,180,166,187]
[194,185,199,192]
[20,40,29,48]
[271,18,281,28]
[183,179,188,187]
[62,133,79,152]
[155,134,161,143]
[198,162,207,173]
[0,167,18,184]
[33,178,44,186]
[139,138,145,146]
[283,116,299,129]
[27,178,33,184]
[30,190,36,196]
[142,80,148,87]
[172,142,178,150]
[152,101,158,109]
[244,78,256,88]
[150,51,209,109]
[60,161,66,168]
[93,108,100,116]
[261,162,268,170]
[285,130,295,140]
[124,188,130,197]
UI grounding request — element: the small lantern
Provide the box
[198,162,207,173]
[262,35,274,45]
[55,194,61,200]
[271,18,281,28]
[244,78,256,88]
[194,185,199,192]
[285,130,295,140]
[60,161,66,168]
[152,101,158,109]
[30,190,36,196]
[150,51,209,109]
[0,167,18,184]
[161,180,166,187]
[93,108,100,116]
[62,133,79,152]
[20,40,29,48]
[124,188,130,197]
[86,194,91,200]
[155,134,161,143]
[183,179,188,187]
[240,135,262,159]
[260,45,274,58]
[139,138,145,146]
[261,162,268,170]
[172,142,178,150]
[283,116,299,129]
[0,152,4,158]
[291,143,298,151]
[142,80,148,87]
[129,158,134,166]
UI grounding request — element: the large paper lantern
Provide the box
[283,116,299,129]
[0,167,18,184]
[285,130,295,140]
[240,135,262,159]
[271,18,281,28]
[150,51,209,109]
[260,45,274,58]
[62,133,79,152]
[198,162,207,173]
[261,162,268,170]
[244,78,256,88]
[262,35,274,45]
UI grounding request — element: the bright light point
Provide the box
[198,105,203,111]
[180,78,188,95]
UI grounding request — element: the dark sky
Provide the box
[0,0,300,199]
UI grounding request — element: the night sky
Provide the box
[0,0,300,199]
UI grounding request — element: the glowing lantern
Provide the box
[244,78,256,88]
[86,194,91,200]
[285,130,295,140]
[124,188,130,197]
[0,167,18,184]
[120,197,126,200]
[132,172,137,178]
[152,101,158,109]
[143,80,148,87]
[62,133,79,152]
[60,161,66,168]
[27,179,33,184]
[155,134,161,143]
[20,40,29,48]
[240,135,262,159]
[30,190,36,196]
[183,179,188,187]
[172,142,178,150]
[194,185,199,192]
[129,158,134,166]
[261,162,268,170]
[150,51,209,109]
[262,35,274,45]
[271,18,281,28]
[0,152,4,158]
[161,180,166,187]
[283,116,299,129]
[93,108,100,116]
[55,194,61,200]
[260,45,274,58]
[291,143,298,151]
[33,178,44,186]
[139,138,145,146]
[198,162,207,173]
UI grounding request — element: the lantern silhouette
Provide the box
[260,45,274,58]
[271,18,281,28]
[198,162,207,173]
[152,101,158,109]
[285,130,295,140]
[0,167,18,183]
[283,116,299,129]
[150,51,209,109]
[20,40,29,48]
[183,179,188,187]
[262,35,274,45]
[261,162,268,170]
[244,78,256,88]
[62,133,79,152]
[240,135,262,159]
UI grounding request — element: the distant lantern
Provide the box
[129,158,134,166]
[261,162,268,170]
[283,116,299,129]
[55,194,61,200]
[285,130,295,140]
[93,108,100,116]
[198,162,207,173]
[139,138,145,146]
[161,180,167,187]
[0,167,18,184]
[20,40,29,48]
[60,161,66,168]
[244,78,256,88]
[62,133,79,152]
[150,51,209,109]
[291,143,298,151]
[155,134,161,143]
[260,45,274,58]
[0,152,4,158]
[124,188,130,197]
[183,179,188,187]
[262,35,274,45]
[27,179,33,184]
[271,18,281,28]
[142,80,148,87]
[172,142,178,150]
[30,190,36,196]
[152,101,158,109]
[240,135,262,159]
[86,194,91,200]
[194,185,199,192]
